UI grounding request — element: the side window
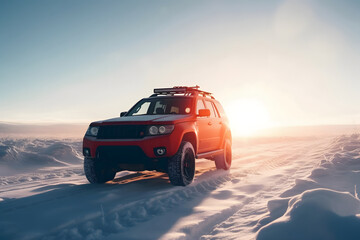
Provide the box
[204,100,216,118]
[196,99,206,115]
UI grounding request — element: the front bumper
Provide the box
[83,133,181,160]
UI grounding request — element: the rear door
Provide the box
[213,101,229,146]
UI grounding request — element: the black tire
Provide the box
[84,157,116,184]
[214,139,232,170]
[168,141,195,186]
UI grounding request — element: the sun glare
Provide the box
[225,99,271,137]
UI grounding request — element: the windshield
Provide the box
[127,97,193,116]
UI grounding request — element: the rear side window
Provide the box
[204,100,216,117]
[211,102,219,117]
[214,102,226,118]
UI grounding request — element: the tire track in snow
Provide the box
[39,172,237,240]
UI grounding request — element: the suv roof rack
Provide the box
[151,85,214,99]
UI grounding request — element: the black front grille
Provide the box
[97,125,147,139]
[97,146,148,163]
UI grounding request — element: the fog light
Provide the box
[154,147,166,156]
[83,148,91,157]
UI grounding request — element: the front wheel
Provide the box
[84,157,116,184]
[168,141,195,186]
[214,139,232,170]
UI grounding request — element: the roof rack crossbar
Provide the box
[152,85,213,98]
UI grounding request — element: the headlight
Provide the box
[149,126,159,135]
[148,125,174,136]
[158,126,166,134]
[86,126,99,137]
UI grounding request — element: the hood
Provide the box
[93,114,193,125]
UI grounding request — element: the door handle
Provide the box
[208,122,212,126]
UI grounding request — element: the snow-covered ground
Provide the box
[0,133,359,240]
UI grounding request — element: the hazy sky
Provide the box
[1,0,359,127]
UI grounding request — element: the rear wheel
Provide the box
[168,141,195,186]
[214,139,232,170]
[84,157,116,184]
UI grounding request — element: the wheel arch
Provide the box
[182,131,198,155]
[226,130,232,143]
[221,130,232,148]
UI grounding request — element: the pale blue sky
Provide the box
[1,0,359,127]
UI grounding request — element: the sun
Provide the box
[225,99,270,137]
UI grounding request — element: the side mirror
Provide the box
[120,111,127,117]
[198,109,210,117]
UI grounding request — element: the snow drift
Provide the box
[257,189,360,240]
[257,134,360,240]
[0,138,82,176]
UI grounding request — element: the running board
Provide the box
[196,149,223,160]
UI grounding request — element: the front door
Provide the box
[196,99,219,153]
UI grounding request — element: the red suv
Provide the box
[83,86,232,186]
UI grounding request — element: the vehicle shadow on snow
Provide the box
[111,171,170,185]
